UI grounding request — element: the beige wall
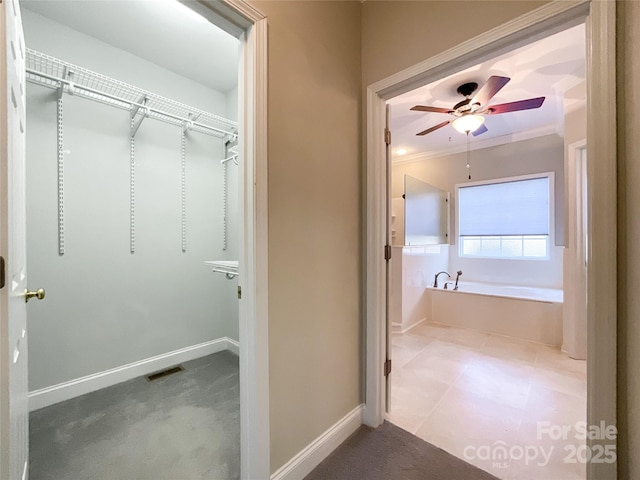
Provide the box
[250,1,362,473]
[361,0,551,86]
[617,2,640,478]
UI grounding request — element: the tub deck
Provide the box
[428,282,563,346]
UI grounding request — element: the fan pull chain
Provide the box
[466,132,472,180]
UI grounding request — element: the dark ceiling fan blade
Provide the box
[485,96,545,114]
[472,124,488,137]
[471,75,510,107]
[410,105,454,114]
[416,120,450,136]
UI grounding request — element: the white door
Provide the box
[1,0,30,479]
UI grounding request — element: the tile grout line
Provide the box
[410,381,456,436]
[409,344,483,436]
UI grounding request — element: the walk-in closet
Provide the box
[21,1,241,478]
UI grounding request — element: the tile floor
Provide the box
[388,322,587,480]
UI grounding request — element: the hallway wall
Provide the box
[361,1,551,86]
[250,1,362,473]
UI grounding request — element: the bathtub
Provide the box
[428,281,563,346]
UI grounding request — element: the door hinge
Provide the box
[384,128,391,146]
[0,256,4,289]
[384,358,392,377]
[384,245,392,261]
[237,286,242,299]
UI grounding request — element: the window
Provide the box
[458,175,551,259]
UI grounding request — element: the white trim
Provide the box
[585,3,616,479]
[199,2,270,479]
[398,317,427,335]
[28,338,238,412]
[226,337,240,356]
[365,3,617,480]
[270,405,364,480]
[364,86,387,428]
[232,7,270,480]
[392,125,559,166]
[392,317,428,335]
[187,0,259,37]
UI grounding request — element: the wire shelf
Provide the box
[25,49,238,138]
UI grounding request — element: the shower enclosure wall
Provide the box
[23,10,240,406]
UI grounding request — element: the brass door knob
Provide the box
[25,288,45,303]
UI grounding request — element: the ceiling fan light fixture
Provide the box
[452,114,485,134]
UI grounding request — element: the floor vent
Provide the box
[146,365,184,382]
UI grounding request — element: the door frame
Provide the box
[364,2,617,479]
[197,1,270,478]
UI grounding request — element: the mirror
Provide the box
[403,175,449,245]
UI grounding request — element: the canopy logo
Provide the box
[463,441,553,467]
[463,422,618,469]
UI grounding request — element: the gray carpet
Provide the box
[29,351,240,480]
[304,421,500,480]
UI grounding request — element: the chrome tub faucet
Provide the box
[433,271,451,288]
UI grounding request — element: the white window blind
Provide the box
[458,177,550,237]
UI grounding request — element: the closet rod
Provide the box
[26,69,237,138]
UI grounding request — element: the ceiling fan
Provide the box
[410,75,545,137]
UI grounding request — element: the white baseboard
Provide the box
[271,404,364,480]
[29,337,239,412]
[401,317,427,334]
[226,337,240,356]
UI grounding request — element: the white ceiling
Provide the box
[389,24,586,162]
[22,0,240,93]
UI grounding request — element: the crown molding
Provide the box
[392,125,560,166]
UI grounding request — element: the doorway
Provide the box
[384,22,587,479]
[0,1,269,479]
[24,2,241,477]
[364,2,616,480]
